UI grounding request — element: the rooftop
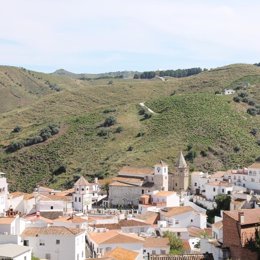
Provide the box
[134,212,159,225]
[0,244,31,258]
[175,151,187,168]
[105,247,138,260]
[248,162,260,169]
[224,208,260,225]
[88,230,144,245]
[53,215,87,224]
[153,191,176,197]
[144,237,170,248]
[90,219,150,230]
[22,226,84,236]
[0,217,16,224]
[75,175,90,186]
[160,206,194,217]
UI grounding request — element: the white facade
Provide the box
[0,173,8,215]
[0,244,32,260]
[73,176,100,212]
[224,89,235,95]
[87,231,144,258]
[204,182,233,201]
[151,191,180,207]
[160,209,207,229]
[8,193,36,215]
[22,227,85,260]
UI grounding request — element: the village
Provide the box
[0,152,260,260]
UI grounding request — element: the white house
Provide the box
[0,214,25,245]
[143,237,170,256]
[204,181,233,201]
[245,162,260,192]
[0,172,8,215]
[159,206,207,229]
[24,212,53,228]
[138,191,180,214]
[22,226,85,260]
[0,243,32,260]
[8,192,36,215]
[73,176,100,212]
[87,230,144,258]
[53,215,88,229]
[224,89,236,95]
[35,194,73,216]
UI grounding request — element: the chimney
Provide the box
[238,212,245,224]
[94,177,98,184]
[36,211,40,217]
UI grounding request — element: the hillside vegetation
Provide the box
[1,64,260,191]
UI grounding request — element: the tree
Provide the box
[245,227,260,258]
[163,231,184,255]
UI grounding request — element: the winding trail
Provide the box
[139,102,157,114]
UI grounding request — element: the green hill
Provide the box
[1,63,260,191]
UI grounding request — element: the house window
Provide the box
[75,197,77,202]
[56,239,60,245]
[23,240,29,246]
[164,168,166,173]
[143,250,146,253]
[251,178,255,182]
[194,182,197,187]
[39,239,45,246]
[177,232,180,237]
[50,206,53,210]
[175,220,179,225]
[222,189,224,193]
[175,183,178,187]
[213,188,216,192]
[243,184,245,187]
[142,190,144,194]
[191,219,193,223]
[79,197,81,202]
[152,250,156,255]
[82,188,84,191]
[77,188,79,191]
[24,256,27,260]
[161,250,166,254]
[227,191,231,195]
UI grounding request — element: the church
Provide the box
[108,152,189,206]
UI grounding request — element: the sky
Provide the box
[1,0,260,73]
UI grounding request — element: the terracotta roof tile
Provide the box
[160,206,194,217]
[153,191,176,197]
[53,216,87,224]
[248,162,260,169]
[0,217,16,224]
[144,237,169,248]
[105,247,138,260]
[135,212,159,225]
[22,226,84,236]
[224,208,260,225]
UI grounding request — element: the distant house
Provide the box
[22,226,85,260]
[223,208,260,260]
[224,89,235,95]
[159,206,207,229]
[0,243,32,260]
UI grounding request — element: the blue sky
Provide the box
[1,0,260,73]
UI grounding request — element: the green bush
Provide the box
[103,116,116,127]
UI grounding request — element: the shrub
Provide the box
[143,112,152,120]
[103,116,116,127]
[103,108,116,113]
[53,165,66,175]
[250,128,258,136]
[97,129,109,137]
[247,108,257,116]
[12,126,22,133]
[233,96,241,103]
[115,126,123,133]
[248,100,255,106]
[238,92,248,98]
[6,141,24,153]
[138,108,145,115]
